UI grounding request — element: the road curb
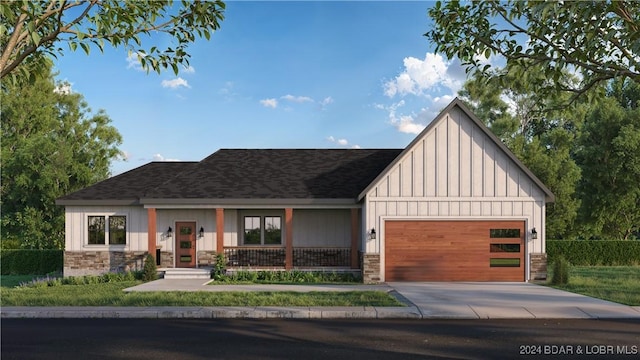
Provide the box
[0,306,425,319]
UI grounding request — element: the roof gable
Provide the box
[358,98,554,202]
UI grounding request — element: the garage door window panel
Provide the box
[490,258,521,267]
[489,229,521,238]
[490,244,521,253]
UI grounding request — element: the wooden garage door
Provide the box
[385,220,525,281]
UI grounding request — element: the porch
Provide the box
[223,246,354,268]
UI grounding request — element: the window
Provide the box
[87,215,126,245]
[88,216,105,245]
[109,216,126,245]
[264,216,282,245]
[490,244,521,253]
[490,258,521,267]
[489,229,521,238]
[243,215,282,245]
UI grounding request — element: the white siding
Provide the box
[293,209,351,247]
[64,206,147,252]
[364,107,547,256]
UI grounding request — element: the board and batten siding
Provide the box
[64,206,148,252]
[156,209,238,251]
[293,209,351,247]
[364,106,546,254]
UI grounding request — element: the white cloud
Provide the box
[384,52,466,98]
[320,96,334,106]
[161,77,191,89]
[182,65,195,74]
[152,154,180,162]
[126,52,146,71]
[327,136,360,149]
[120,150,131,161]
[281,94,314,103]
[53,82,73,95]
[260,98,278,108]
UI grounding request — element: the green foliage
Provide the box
[459,67,583,238]
[575,79,640,240]
[142,254,157,282]
[0,0,225,83]
[16,271,139,288]
[550,255,570,285]
[1,63,122,249]
[0,250,63,275]
[426,1,640,104]
[212,270,362,284]
[547,240,640,266]
[211,253,227,280]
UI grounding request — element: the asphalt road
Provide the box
[2,318,640,360]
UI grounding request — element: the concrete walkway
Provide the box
[2,279,639,319]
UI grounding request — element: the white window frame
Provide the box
[85,213,128,247]
[240,212,283,246]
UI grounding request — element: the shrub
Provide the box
[142,254,157,282]
[0,249,63,275]
[211,253,227,280]
[550,256,571,285]
[213,270,362,284]
[547,240,640,266]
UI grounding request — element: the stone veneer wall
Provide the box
[361,253,381,284]
[530,253,547,281]
[159,251,174,268]
[64,251,147,277]
[197,250,216,267]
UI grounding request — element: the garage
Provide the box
[385,220,525,282]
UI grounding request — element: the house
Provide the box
[56,98,553,282]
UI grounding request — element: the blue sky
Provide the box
[53,1,473,176]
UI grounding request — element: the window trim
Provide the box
[85,213,128,247]
[241,214,283,246]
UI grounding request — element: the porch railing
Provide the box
[223,247,351,268]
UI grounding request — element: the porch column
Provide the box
[285,208,293,270]
[216,208,224,254]
[350,208,359,269]
[147,208,157,261]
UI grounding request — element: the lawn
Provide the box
[548,266,640,306]
[0,275,403,307]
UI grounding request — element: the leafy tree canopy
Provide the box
[1,62,122,249]
[459,65,584,238]
[426,0,639,103]
[576,78,640,240]
[0,0,225,84]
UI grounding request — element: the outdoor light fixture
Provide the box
[167,226,173,238]
[199,226,205,239]
[369,228,376,240]
[531,228,538,240]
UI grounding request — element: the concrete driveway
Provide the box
[388,282,640,319]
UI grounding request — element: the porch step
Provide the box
[162,268,211,280]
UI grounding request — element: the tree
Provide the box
[1,62,122,249]
[459,65,583,239]
[575,79,640,240]
[426,1,640,103]
[0,0,225,84]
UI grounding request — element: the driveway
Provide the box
[388,282,640,319]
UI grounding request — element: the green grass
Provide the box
[0,276,403,307]
[548,266,640,306]
[0,275,41,288]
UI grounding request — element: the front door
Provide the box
[175,222,196,268]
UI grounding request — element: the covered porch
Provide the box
[146,206,362,271]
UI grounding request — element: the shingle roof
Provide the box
[144,149,403,200]
[56,149,402,205]
[55,162,198,204]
